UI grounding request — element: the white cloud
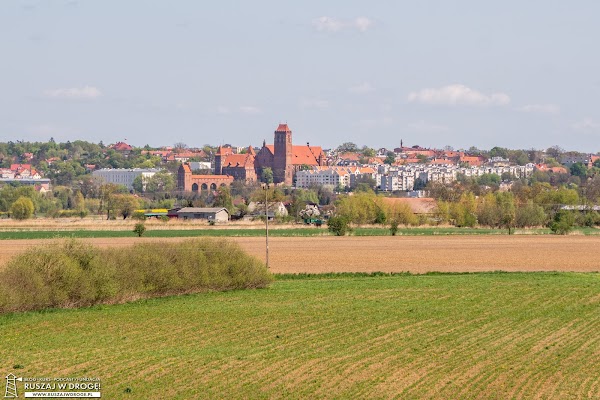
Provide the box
[573,118,600,132]
[239,106,261,115]
[312,16,373,33]
[518,104,560,114]
[43,85,102,100]
[312,17,344,32]
[300,98,329,109]
[216,106,231,115]
[354,17,373,32]
[407,120,449,133]
[348,82,375,94]
[408,84,510,107]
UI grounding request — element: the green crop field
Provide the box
[1,272,599,399]
[2,226,596,240]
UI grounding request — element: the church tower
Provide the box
[273,123,293,184]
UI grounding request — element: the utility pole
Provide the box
[264,183,269,269]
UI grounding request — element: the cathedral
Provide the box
[215,123,326,186]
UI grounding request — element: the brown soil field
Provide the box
[0,217,297,231]
[1,236,599,273]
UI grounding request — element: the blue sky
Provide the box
[1,0,599,151]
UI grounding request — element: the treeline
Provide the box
[330,186,600,235]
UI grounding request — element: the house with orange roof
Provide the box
[110,142,133,153]
[216,145,258,182]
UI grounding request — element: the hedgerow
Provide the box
[0,239,272,313]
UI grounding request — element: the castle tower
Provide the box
[177,163,192,191]
[215,145,224,175]
[273,123,293,184]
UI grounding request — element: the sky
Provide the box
[1,0,599,152]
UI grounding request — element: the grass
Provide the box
[1,272,599,399]
[2,226,599,240]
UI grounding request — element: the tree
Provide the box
[361,146,376,157]
[213,186,234,211]
[261,167,273,184]
[337,142,359,153]
[384,151,396,165]
[515,201,547,228]
[389,220,399,236]
[570,162,588,179]
[99,184,127,219]
[146,171,176,193]
[133,222,147,237]
[327,216,351,236]
[10,196,34,220]
[550,210,575,235]
[114,194,140,219]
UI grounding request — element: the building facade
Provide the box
[214,124,326,186]
[92,168,159,190]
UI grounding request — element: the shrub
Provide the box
[10,197,34,220]
[389,220,399,236]
[550,210,575,235]
[0,239,273,313]
[328,216,351,236]
[133,223,146,237]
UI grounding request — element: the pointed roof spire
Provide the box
[248,145,255,155]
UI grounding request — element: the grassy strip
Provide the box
[0,272,598,398]
[0,226,598,240]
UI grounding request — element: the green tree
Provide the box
[261,167,274,184]
[515,201,547,228]
[114,194,140,220]
[384,151,396,165]
[10,196,34,220]
[570,162,588,179]
[389,220,399,236]
[550,210,575,235]
[327,216,351,236]
[146,171,176,193]
[213,186,234,212]
[133,222,147,237]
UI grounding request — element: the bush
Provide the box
[0,239,273,313]
[10,197,34,220]
[550,210,575,235]
[133,223,146,237]
[328,216,351,236]
[389,220,399,236]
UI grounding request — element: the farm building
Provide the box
[176,207,230,222]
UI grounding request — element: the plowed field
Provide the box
[1,236,599,273]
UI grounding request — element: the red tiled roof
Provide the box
[292,145,324,166]
[276,123,291,132]
[10,164,31,171]
[111,142,132,151]
[222,154,255,168]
